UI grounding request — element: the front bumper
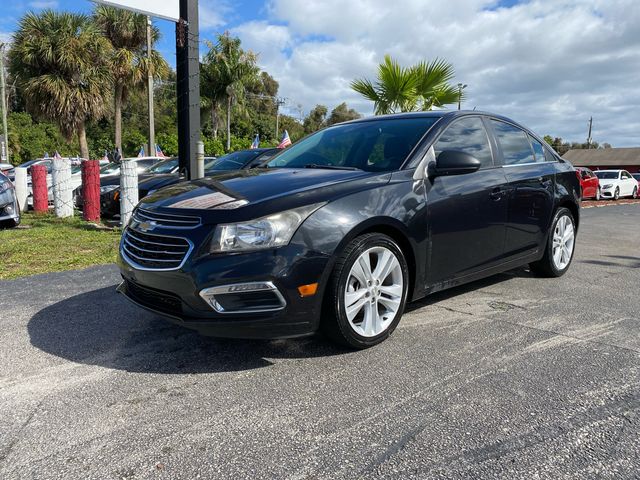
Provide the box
[117,233,332,339]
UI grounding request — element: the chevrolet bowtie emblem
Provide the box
[137,220,158,232]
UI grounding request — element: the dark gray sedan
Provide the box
[0,172,20,228]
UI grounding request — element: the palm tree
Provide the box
[201,33,258,150]
[94,6,168,154]
[351,55,462,114]
[9,11,111,159]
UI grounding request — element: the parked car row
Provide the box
[75,149,279,218]
[575,167,639,201]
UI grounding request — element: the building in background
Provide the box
[563,148,640,173]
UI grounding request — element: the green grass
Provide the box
[0,212,122,280]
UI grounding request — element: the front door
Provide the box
[426,116,509,284]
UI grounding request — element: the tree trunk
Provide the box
[114,83,124,153]
[78,121,89,160]
[226,96,231,151]
[211,105,218,139]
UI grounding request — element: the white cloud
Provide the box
[232,0,640,146]
[199,0,230,30]
[28,1,58,9]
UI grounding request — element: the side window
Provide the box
[529,136,546,163]
[433,117,493,168]
[622,171,631,179]
[544,149,557,163]
[490,120,535,165]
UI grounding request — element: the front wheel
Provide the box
[613,187,620,200]
[633,187,638,199]
[595,188,601,201]
[322,233,409,348]
[530,207,576,278]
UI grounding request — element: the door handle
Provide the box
[489,187,503,201]
[538,176,553,188]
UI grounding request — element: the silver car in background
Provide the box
[0,172,20,228]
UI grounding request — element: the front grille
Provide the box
[134,208,200,228]
[124,279,182,315]
[121,228,192,270]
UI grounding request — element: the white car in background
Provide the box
[594,170,638,200]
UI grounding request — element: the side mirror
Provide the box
[430,150,481,177]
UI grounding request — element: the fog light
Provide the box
[199,281,286,314]
[5,204,14,215]
[297,283,318,297]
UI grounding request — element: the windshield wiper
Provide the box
[304,164,361,171]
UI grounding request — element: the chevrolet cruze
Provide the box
[118,111,580,348]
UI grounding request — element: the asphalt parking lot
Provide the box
[1,204,638,479]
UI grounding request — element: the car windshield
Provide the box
[632,174,640,180]
[147,158,178,174]
[265,117,441,172]
[207,150,267,171]
[71,165,82,174]
[594,171,619,179]
[100,162,120,174]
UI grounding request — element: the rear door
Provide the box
[427,116,509,283]
[488,119,555,258]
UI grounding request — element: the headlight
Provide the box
[601,184,613,189]
[210,203,324,253]
[100,185,118,194]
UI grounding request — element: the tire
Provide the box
[613,187,620,201]
[530,207,576,278]
[633,187,638,199]
[322,233,409,349]
[595,188,600,201]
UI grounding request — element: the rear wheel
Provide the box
[322,233,409,348]
[530,207,576,278]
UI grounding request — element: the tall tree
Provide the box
[9,11,111,159]
[94,6,168,153]
[201,33,259,150]
[351,55,461,114]
[303,105,328,133]
[327,102,361,126]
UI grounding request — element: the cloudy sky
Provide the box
[2,0,639,146]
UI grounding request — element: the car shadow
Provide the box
[28,285,350,375]
[406,266,534,312]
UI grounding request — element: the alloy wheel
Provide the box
[344,246,403,337]
[552,215,575,271]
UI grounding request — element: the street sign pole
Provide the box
[176,0,200,180]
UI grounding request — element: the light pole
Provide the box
[146,16,155,158]
[0,43,9,163]
[457,83,467,110]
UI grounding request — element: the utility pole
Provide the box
[275,97,285,139]
[0,43,9,164]
[146,17,155,158]
[587,116,593,149]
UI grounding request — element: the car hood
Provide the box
[139,168,387,223]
